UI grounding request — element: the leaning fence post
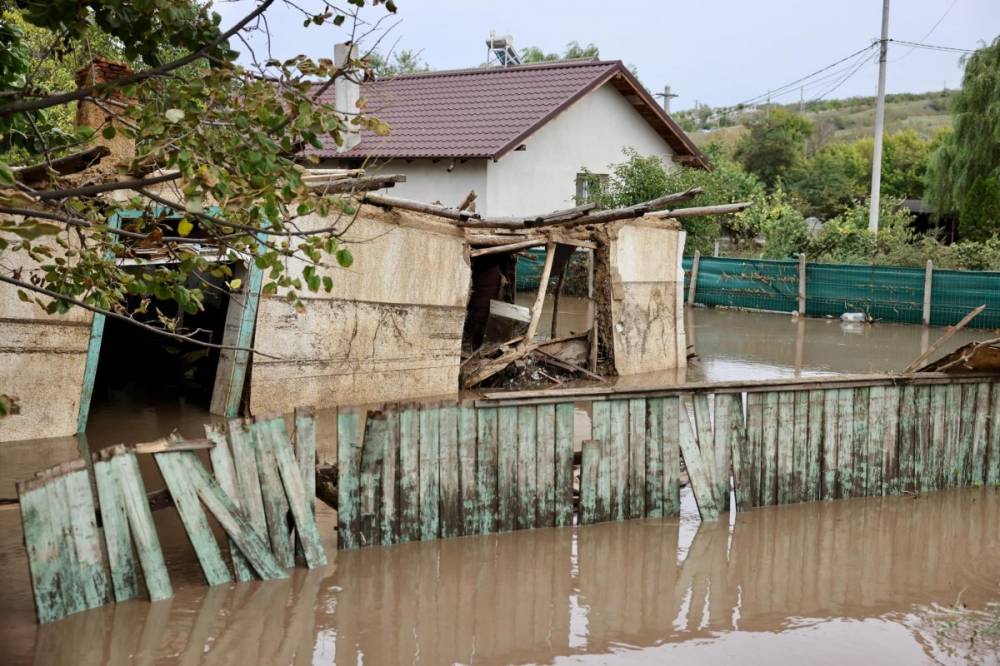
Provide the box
[922,259,933,326]
[798,253,807,315]
[687,250,701,306]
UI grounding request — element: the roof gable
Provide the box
[309,59,707,169]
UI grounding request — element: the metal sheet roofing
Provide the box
[308,59,707,167]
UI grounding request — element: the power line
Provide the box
[893,0,959,61]
[812,50,878,101]
[734,44,876,108]
[888,38,975,54]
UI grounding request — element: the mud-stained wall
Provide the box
[0,236,92,442]
[607,220,686,375]
[250,205,470,414]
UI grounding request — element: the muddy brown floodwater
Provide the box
[1,308,998,664]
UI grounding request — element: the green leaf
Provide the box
[336,248,353,268]
[228,278,242,290]
[333,14,345,26]
[102,126,117,140]
[177,218,194,237]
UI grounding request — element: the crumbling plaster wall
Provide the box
[250,204,471,414]
[0,235,92,443]
[603,219,687,375]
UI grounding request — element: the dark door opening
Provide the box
[88,270,231,425]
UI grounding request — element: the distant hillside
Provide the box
[677,89,955,150]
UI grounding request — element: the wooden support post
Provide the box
[922,259,933,326]
[210,253,265,418]
[687,250,700,306]
[549,266,566,338]
[77,213,123,432]
[522,242,556,347]
[798,253,807,316]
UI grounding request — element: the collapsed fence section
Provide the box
[682,255,1000,329]
[335,374,1000,549]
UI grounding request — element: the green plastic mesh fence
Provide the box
[682,256,1000,330]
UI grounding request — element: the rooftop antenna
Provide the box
[486,31,520,68]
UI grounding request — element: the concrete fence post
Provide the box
[798,253,807,316]
[687,250,701,306]
[922,259,933,326]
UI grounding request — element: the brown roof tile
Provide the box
[308,59,707,167]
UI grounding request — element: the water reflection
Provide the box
[22,488,1000,665]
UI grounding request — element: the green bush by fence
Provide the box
[682,256,1000,330]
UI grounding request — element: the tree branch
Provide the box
[0,0,277,117]
[34,172,181,200]
[0,273,278,359]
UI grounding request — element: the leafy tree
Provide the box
[734,107,813,188]
[0,0,398,352]
[926,36,1000,241]
[788,142,868,219]
[367,48,429,78]
[520,41,599,63]
[589,146,765,253]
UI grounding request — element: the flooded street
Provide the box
[2,308,999,664]
[2,488,999,664]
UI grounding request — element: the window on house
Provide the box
[575,172,608,206]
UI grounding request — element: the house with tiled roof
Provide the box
[309,55,708,216]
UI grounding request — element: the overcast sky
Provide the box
[217,0,999,111]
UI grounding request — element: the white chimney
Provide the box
[334,42,361,152]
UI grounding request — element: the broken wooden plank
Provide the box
[398,404,421,543]
[806,389,824,502]
[928,385,947,491]
[627,398,647,519]
[381,406,401,545]
[713,393,734,508]
[205,423,254,582]
[745,392,765,507]
[645,398,666,518]
[176,451,288,580]
[879,386,901,496]
[93,453,139,603]
[418,404,441,541]
[988,383,1000,487]
[439,404,461,539]
[458,404,478,536]
[897,385,918,493]
[678,398,719,521]
[476,406,499,534]
[18,476,66,623]
[337,408,363,549]
[358,418,387,548]
[607,399,629,521]
[902,304,986,373]
[109,448,172,602]
[293,407,317,515]
[155,450,233,586]
[254,418,295,565]
[762,392,779,505]
[497,406,518,532]
[836,389,854,498]
[134,438,214,454]
[554,402,575,527]
[776,392,795,505]
[228,419,269,551]
[591,401,611,522]
[792,391,809,503]
[269,420,328,566]
[536,403,556,528]
[516,405,538,530]
[522,242,556,348]
[970,383,990,486]
[580,439,601,525]
[662,397,681,517]
[865,386,885,497]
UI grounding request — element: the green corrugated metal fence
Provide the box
[683,256,1000,329]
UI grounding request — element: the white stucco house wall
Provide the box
[310,59,708,216]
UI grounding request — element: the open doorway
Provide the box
[86,268,232,434]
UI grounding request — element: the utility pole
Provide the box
[868,0,890,233]
[799,86,805,113]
